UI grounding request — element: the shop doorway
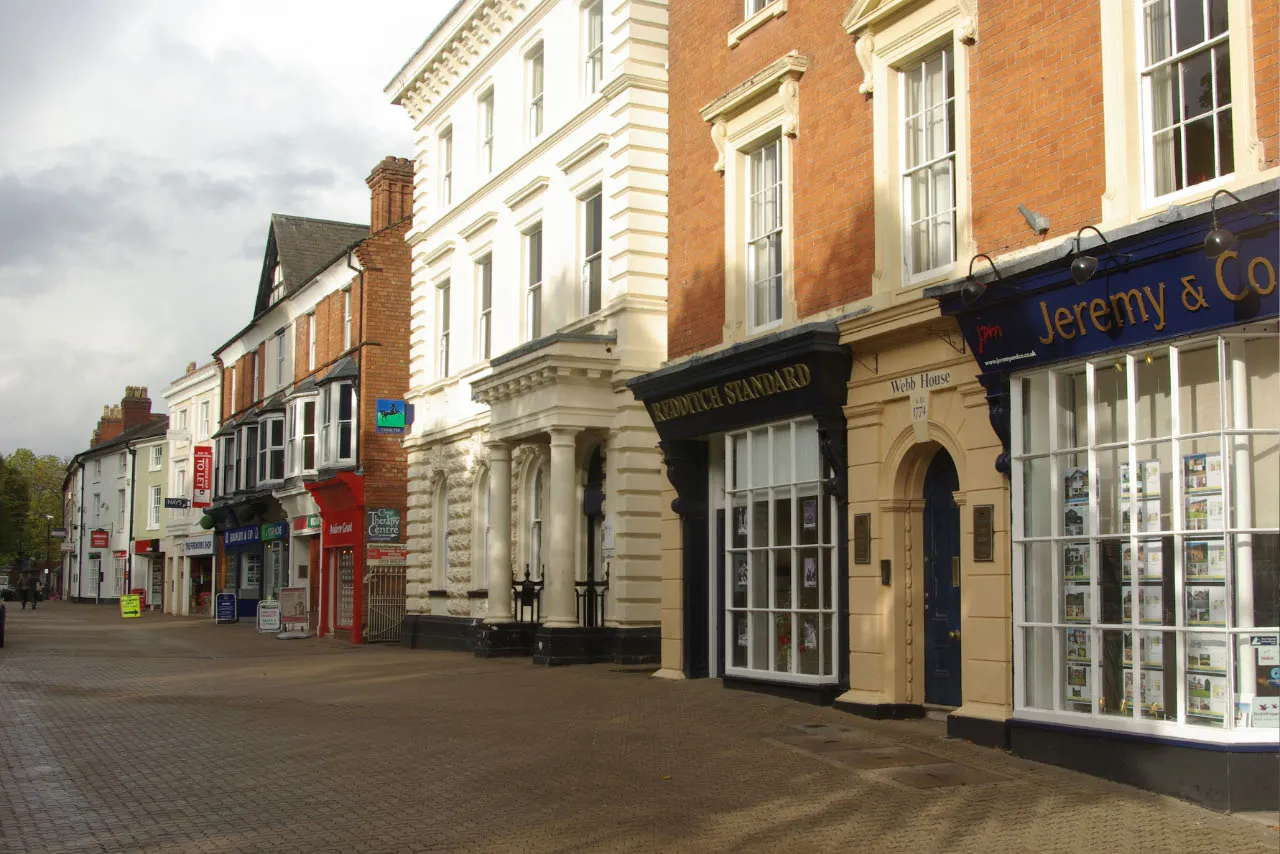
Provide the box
[335,547,355,630]
[923,448,961,707]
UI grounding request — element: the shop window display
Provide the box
[1014,328,1279,739]
[724,419,837,683]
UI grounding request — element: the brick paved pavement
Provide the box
[1,602,1276,854]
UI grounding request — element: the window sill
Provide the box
[467,589,489,599]
[427,589,450,599]
[729,0,788,48]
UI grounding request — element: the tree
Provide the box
[0,449,68,571]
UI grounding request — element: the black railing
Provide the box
[575,563,609,629]
[512,565,544,623]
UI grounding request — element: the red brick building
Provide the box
[209,157,414,643]
[632,0,1278,811]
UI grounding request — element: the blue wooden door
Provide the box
[923,449,962,707]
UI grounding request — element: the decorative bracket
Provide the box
[932,330,966,355]
[854,34,875,96]
[711,120,727,174]
[854,352,879,375]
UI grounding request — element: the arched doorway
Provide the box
[923,448,961,707]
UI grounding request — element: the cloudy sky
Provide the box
[0,0,448,459]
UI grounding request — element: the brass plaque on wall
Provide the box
[853,513,871,565]
[973,504,995,562]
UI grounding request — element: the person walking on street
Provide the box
[19,577,30,610]
[26,575,39,610]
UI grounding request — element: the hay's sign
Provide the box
[648,364,812,423]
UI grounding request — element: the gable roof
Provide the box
[253,214,368,316]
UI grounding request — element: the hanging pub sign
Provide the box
[192,445,213,508]
[949,227,1278,374]
[90,530,109,548]
[366,508,402,543]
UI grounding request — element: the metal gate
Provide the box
[364,564,407,643]
[336,548,355,629]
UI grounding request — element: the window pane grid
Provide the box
[748,140,783,329]
[725,420,836,682]
[901,46,956,278]
[1014,330,1279,736]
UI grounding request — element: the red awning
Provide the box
[304,471,365,514]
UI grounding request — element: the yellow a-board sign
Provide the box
[120,594,142,619]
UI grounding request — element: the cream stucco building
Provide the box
[387,0,669,662]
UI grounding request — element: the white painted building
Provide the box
[387,0,669,662]
[159,361,222,615]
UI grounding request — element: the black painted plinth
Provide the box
[473,621,536,658]
[532,626,594,666]
[400,614,478,652]
[947,713,1010,748]
[1010,720,1280,812]
[610,627,660,665]
[832,699,925,720]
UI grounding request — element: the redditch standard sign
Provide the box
[647,363,812,423]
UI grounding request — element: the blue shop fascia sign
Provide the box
[223,524,261,549]
[939,200,1278,374]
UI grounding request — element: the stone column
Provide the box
[542,427,580,628]
[484,442,513,623]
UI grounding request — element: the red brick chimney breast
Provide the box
[366,156,414,234]
[120,385,153,430]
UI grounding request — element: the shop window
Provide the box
[724,418,836,684]
[1013,329,1280,740]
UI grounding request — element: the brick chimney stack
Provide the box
[91,405,124,447]
[367,156,414,233]
[120,385,153,431]
[186,361,197,374]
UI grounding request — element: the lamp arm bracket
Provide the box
[853,352,879,376]
[931,330,966,356]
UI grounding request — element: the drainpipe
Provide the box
[126,447,137,596]
[345,249,364,472]
[77,460,86,603]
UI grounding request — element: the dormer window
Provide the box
[270,264,286,305]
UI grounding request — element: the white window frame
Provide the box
[1100,0,1260,220]
[92,492,101,525]
[846,3,972,295]
[1010,328,1280,745]
[197,400,210,441]
[118,489,126,525]
[478,87,495,175]
[175,465,187,502]
[342,288,352,352]
[899,45,957,282]
[176,408,188,433]
[319,382,356,467]
[147,485,161,530]
[94,460,101,481]
[319,386,332,467]
[527,44,545,138]
[307,312,316,371]
[584,0,604,95]
[274,331,288,388]
[238,423,258,491]
[526,226,543,341]
[219,436,237,496]
[746,137,784,331]
[258,415,285,484]
[722,418,837,685]
[149,445,163,471]
[439,125,454,206]
[477,255,493,361]
[270,264,285,305]
[437,279,451,379]
[582,191,603,317]
[745,0,778,16]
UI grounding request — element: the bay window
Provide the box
[318,382,356,468]
[1013,328,1279,740]
[287,397,318,476]
[724,418,837,683]
[238,423,258,491]
[219,436,237,496]
[258,416,285,483]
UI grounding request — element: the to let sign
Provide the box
[192,445,213,508]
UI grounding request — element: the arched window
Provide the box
[434,477,449,589]
[474,469,490,590]
[528,465,545,580]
